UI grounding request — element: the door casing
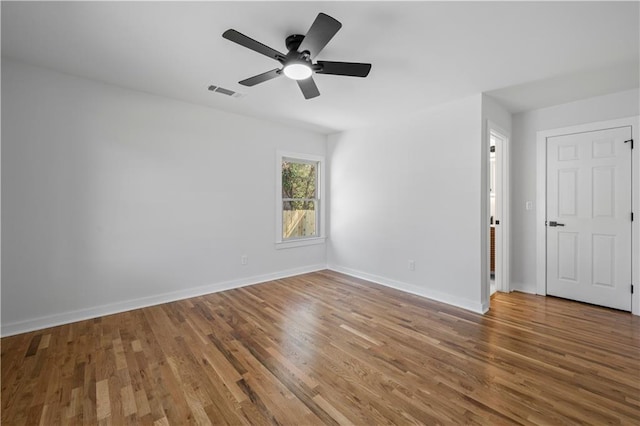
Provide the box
[489,126,509,294]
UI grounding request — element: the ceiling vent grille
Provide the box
[208,85,245,98]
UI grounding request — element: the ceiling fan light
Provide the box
[283,63,312,80]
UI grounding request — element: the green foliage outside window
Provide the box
[282,160,317,210]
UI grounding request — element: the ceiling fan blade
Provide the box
[298,13,342,58]
[315,61,372,77]
[297,77,320,99]
[239,69,282,86]
[223,29,286,62]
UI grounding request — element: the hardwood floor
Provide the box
[2,270,639,425]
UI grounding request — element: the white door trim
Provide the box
[536,116,640,315]
[488,121,510,294]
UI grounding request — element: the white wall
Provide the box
[1,59,327,335]
[482,95,512,135]
[327,95,486,313]
[6,59,635,337]
[510,89,640,293]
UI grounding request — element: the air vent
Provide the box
[208,85,245,98]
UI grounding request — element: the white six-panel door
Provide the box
[546,126,632,311]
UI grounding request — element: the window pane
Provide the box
[283,201,316,239]
[282,160,317,199]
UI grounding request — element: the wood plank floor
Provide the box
[2,270,639,425]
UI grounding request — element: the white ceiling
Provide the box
[2,1,639,134]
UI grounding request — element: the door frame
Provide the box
[536,116,640,315]
[488,122,510,294]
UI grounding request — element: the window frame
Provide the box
[276,151,326,249]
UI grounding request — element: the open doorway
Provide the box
[489,124,509,296]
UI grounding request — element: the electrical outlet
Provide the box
[408,260,415,271]
[241,255,248,266]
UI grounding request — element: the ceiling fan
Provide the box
[222,13,372,99]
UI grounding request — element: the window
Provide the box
[276,152,325,248]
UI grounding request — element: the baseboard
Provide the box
[1,264,326,337]
[509,282,538,295]
[327,264,486,314]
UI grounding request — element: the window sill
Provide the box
[275,237,326,250]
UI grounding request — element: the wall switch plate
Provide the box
[241,255,248,265]
[408,260,415,271]
[525,201,533,210]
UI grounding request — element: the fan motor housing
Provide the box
[285,34,305,52]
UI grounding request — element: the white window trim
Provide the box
[276,151,326,249]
